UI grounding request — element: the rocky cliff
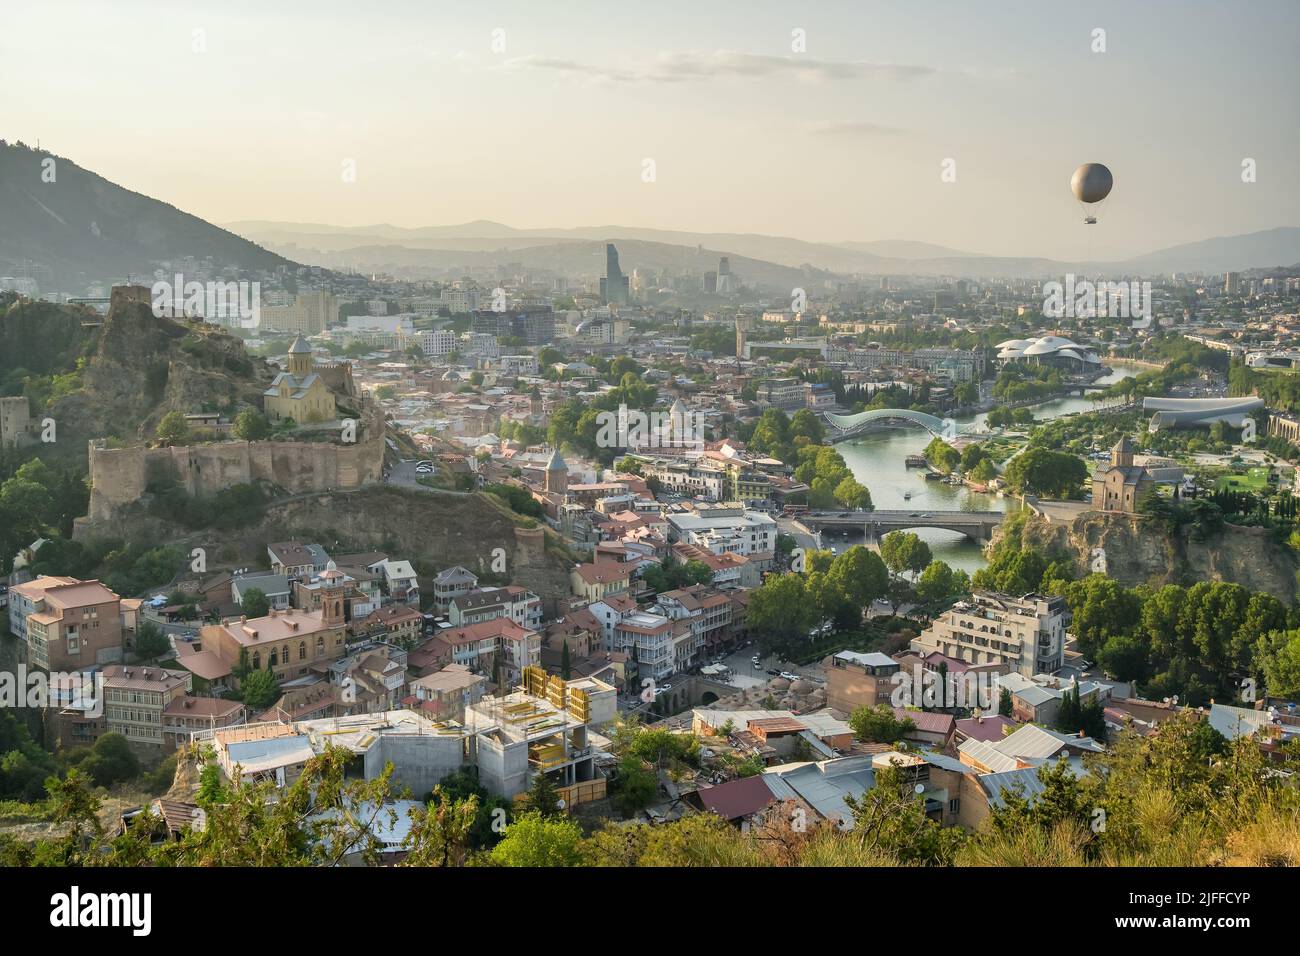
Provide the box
[76,485,579,610]
[49,289,273,447]
[1001,510,1300,602]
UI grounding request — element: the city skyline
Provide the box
[4,0,1299,262]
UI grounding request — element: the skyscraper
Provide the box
[715,256,736,295]
[600,243,630,306]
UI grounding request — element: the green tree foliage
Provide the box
[232,408,271,441]
[849,705,916,744]
[924,437,961,474]
[155,411,190,446]
[75,733,140,788]
[240,587,270,619]
[240,669,280,711]
[483,483,543,518]
[915,560,970,605]
[489,811,584,867]
[879,531,931,580]
[522,771,563,817]
[133,621,170,659]
[1002,448,1088,498]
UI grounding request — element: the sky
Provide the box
[4,0,1300,261]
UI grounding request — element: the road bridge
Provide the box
[801,508,1005,544]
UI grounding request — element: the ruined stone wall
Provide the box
[85,407,384,520]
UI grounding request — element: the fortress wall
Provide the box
[86,443,150,520]
[85,408,384,521]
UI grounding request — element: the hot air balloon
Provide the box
[1071,163,1113,224]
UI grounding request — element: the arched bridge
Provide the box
[824,408,970,442]
[802,509,1005,544]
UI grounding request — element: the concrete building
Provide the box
[823,650,902,713]
[911,590,1067,677]
[15,578,123,672]
[666,506,777,556]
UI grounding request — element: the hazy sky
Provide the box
[5,0,1299,260]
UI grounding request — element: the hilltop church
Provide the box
[264,334,336,424]
[1091,436,1154,513]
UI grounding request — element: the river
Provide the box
[835,362,1143,574]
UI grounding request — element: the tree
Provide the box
[924,437,961,474]
[155,411,190,446]
[79,732,140,787]
[614,754,657,815]
[849,704,916,744]
[1259,629,1300,699]
[747,573,818,645]
[833,476,874,510]
[826,546,889,610]
[403,787,479,867]
[489,811,584,867]
[522,771,563,817]
[1002,448,1088,498]
[879,531,931,580]
[998,687,1013,717]
[241,668,280,710]
[233,408,271,441]
[240,587,270,618]
[134,621,169,659]
[560,641,571,680]
[916,560,959,604]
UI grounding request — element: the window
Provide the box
[299,641,307,661]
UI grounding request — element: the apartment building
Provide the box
[259,289,339,335]
[657,585,736,654]
[448,586,543,629]
[911,591,1067,677]
[571,560,633,603]
[823,650,902,713]
[162,697,246,753]
[267,542,330,581]
[613,610,700,680]
[666,507,777,557]
[7,574,78,644]
[100,665,192,753]
[16,578,123,672]
[431,618,542,688]
[421,328,457,357]
[432,566,479,613]
[408,663,486,721]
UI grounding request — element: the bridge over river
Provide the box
[800,508,1005,544]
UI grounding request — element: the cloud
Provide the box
[502,51,940,84]
[807,120,907,138]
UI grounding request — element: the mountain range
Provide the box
[225,219,1300,283]
[3,140,1298,295]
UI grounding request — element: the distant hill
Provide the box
[1124,227,1300,274]
[0,141,295,294]
[228,218,1300,280]
[252,237,837,293]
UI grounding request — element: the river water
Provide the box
[835,362,1142,574]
